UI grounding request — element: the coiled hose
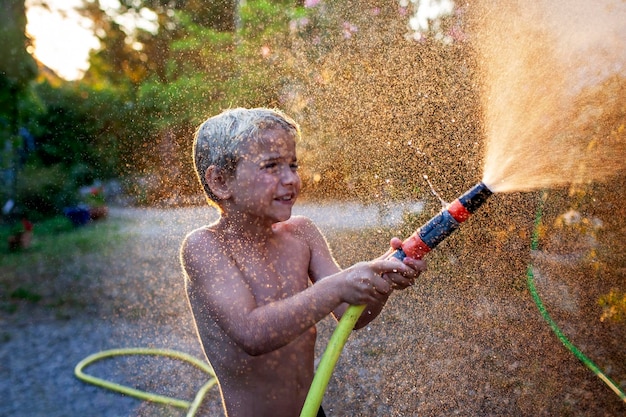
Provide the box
[74,347,217,416]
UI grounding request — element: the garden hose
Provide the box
[527,192,626,403]
[74,347,217,416]
[300,304,366,417]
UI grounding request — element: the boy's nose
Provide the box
[281,166,299,185]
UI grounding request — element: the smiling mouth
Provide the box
[275,194,295,202]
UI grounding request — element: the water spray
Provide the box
[300,181,493,417]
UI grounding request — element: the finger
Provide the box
[389,237,403,250]
[371,259,411,275]
[372,275,392,294]
[403,258,427,273]
[381,273,404,288]
[385,272,414,289]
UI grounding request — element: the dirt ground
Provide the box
[1,201,625,416]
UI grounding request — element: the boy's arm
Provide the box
[295,217,423,329]
[182,222,423,355]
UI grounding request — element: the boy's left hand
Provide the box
[383,237,427,290]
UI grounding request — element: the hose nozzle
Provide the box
[393,182,492,260]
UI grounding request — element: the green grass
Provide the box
[0,215,129,313]
[0,215,125,268]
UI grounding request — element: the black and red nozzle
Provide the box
[393,182,493,261]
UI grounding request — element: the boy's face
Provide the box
[227,127,301,223]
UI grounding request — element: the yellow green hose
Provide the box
[300,304,366,417]
[74,347,217,416]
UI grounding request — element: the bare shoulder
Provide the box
[279,215,322,238]
[280,215,337,281]
[180,225,227,279]
[182,225,218,253]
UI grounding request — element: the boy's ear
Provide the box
[206,165,232,200]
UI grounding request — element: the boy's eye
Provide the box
[260,161,298,172]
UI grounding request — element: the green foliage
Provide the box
[137,3,298,127]
[0,0,38,208]
[12,0,474,209]
[599,289,626,323]
[3,0,315,209]
[33,82,126,178]
[30,215,75,235]
[1,78,134,217]
[15,164,78,218]
[0,214,123,265]
[10,286,41,303]
[239,0,292,38]
[117,2,305,203]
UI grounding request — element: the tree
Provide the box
[0,0,37,88]
[77,0,305,204]
[0,0,38,208]
[79,0,239,87]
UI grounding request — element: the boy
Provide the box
[181,108,426,417]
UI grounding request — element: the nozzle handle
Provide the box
[457,182,492,213]
[393,182,492,260]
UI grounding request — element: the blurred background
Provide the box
[3,0,486,215]
[1,0,625,416]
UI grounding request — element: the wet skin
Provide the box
[181,127,425,416]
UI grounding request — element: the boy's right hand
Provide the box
[340,259,420,305]
[384,237,427,290]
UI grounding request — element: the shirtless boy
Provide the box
[180,108,426,417]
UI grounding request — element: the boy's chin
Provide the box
[273,208,294,223]
[276,213,292,223]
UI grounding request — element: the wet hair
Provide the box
[193,107,301,206]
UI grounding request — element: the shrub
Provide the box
[15,164,77,219]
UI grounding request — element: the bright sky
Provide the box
[26,0,100,80]
[407,0,454,32]
[25,0,158,81]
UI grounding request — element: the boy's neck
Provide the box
[218,212,275,242]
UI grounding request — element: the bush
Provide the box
[15,164,77,219]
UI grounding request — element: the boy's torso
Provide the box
[190,218,318,416]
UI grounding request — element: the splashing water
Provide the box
[470,0,626,193]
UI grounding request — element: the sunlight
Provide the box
[25,0,99,80]
[25,0,158,81]
[407,0,454,33]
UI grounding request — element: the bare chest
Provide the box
[234,237,311,305]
